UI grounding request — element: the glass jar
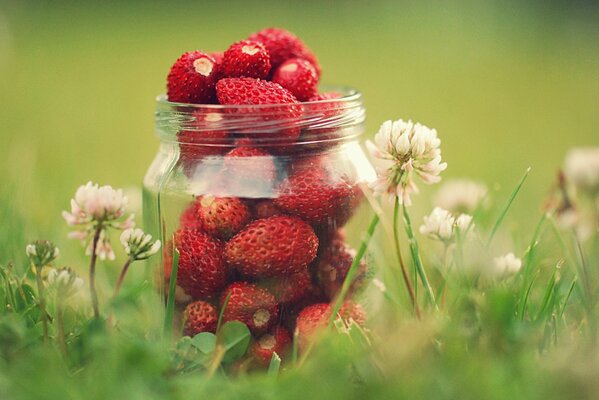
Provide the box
[143,88,376,364]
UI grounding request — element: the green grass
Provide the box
[1,1,599,399]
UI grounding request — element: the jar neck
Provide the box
[154,87,365,148]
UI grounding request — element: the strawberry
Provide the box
[219,40,271,79]
[308,92,343,102]
[221,282,278,334]
[191,195,251,240]
[224,146,277,186]
[295,301,366,349]
[247,27,321,78]
[259,267,312,304]
[274,165,356,224]
[167,51,218,104]
[250,326,292,366]
[252,200,283,219]
[183,300,218,336]
[174,229,227,298]
[177,110,229,174]
[225,216,319,278]
[210,51,224,65]
[272,58,318,101]
[179,201,203,230]
[314,238,368,300]
[215,78,302,144]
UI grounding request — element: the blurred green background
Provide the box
[1,0,598,262]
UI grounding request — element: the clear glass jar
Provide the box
[143,88,376,363]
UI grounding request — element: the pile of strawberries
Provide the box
[163,28,367,367]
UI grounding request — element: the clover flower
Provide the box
[47,267,85,299]
[564,147,599,194]
[63,182,134,260]
[434,179,487,214]
[366,119,447,205]
[492,252,522,277]
[120,228,161,261]
[25,240,60,268]
[419,207,473,244]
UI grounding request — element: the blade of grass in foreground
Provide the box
[487,167,531,248]
[163,244,179,339]
[402,205,437,310]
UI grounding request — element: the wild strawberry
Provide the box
[223,146,277,187]
[177,110,229,174]
[225,215,319,278]
[250,326,292,366]
[221,282,278,334]
[252,200,282,219]
[210,51,224,65]
[167,51,218,104]
[174,229,227,298]
[216,78,302,144]
[259,268,312,304]
[191,195,251,240]
[247,27,321,77]
[183,300,218,336]
[220,40,271,79]
[272,58,318,101]
[274,165,356,224]
[314,239,368,300]
[296,301,366,349]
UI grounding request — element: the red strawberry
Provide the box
[177,111,229,174]
[167,51,218,104]
[183,300,218,336]
[221,282,278,334]
[179,201,203,230]
[308,92,343,102]
[220,40,271,79]
[175,229,227,298]
[295,301,366,349]
[225,216,319,278]
[192,195,251,240]
[259,267,312,304]
[272,58,318,101]
[224,146,277,186]
[274,165,356,224]
[314,239,368,300]
[247,27,321,77]
[250,326,292,365]
[210,51,224,65]
[216,78,302,144]
[252,200,282,219]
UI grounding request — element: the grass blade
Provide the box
[402,205,437,310]
[267,352,281,377]
[487,167,531,247]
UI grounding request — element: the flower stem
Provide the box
[56,298,67,357]
[327,213,380,329]
[393,197,420,318]
[34,266,49,343]
[113,258,133,298]
[402,205,438,310]
[89,224,102,319]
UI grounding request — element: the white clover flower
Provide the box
[564,148,599,193]
[492,252,522,278]
[25,240,60,268]
[120,228,161,261]
[63,182,135,260]
[366,119,447,205]
[47,267,85,299]
[434,179,488,214]
[419,207,473,244]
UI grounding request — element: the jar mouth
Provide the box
[155,86,365,147]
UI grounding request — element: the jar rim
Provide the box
[154,86,365,147]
